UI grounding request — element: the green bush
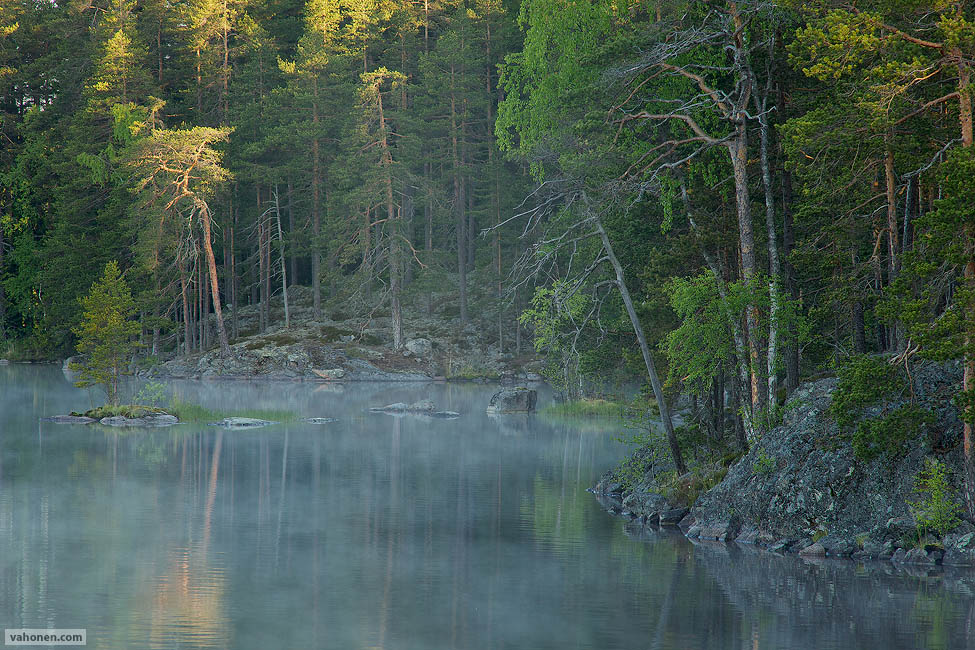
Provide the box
[852,404,935,460]
[134,381,168,407]
[910,458,961,539]
[830,355,932,460]
[753,450,776,475]
[830,355,900,429]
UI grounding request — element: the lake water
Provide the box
[1,364,973,649]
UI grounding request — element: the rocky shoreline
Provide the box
[594,361,975,569]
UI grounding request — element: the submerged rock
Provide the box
[369,402,410,413]
[209,417,274,428]
[100,416,148,427]
[408,399,436,413]
[369,400,440,414]
[431,411,461,419]
[43,415,97,424]
[100,414,179,427]
[658,507,689,526]
[144,414,179,426]
[799,542,826,557]
[486,387,537,414]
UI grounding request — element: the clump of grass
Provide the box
[541,398,627,419]
[168,396,297,423]
[446,362,498,380]
[167,397,219,422]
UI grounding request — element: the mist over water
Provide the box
[1,365,973,649]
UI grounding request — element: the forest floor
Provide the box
[145,284,544,382]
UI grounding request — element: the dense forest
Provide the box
[4,2,975,508]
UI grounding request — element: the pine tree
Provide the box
[71,261,140,406]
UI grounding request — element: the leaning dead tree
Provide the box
[502,180,688,476]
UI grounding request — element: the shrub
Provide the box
[830,355,933,460]
[829,355,900,429]
[909,458,962,539]
[134,381,168,407]
[753,450,776,475]
[852,404,935,460]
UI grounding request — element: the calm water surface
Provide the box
[1,365,973,649]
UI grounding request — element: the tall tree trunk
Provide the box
[377,89,402,349]
[287,179,297,286]
[273,186,290,329]
[594,216,686,475]
[403,183,414,287]
[728,133,763,435]
[756,96,782,407]
[311,77,322,318]
[258,187,267,333]
[450,64,468,326]
[426,161,434,316]
[885,140,902,351]
[957,53,975,521]
[780,145,800,392]
[221,0,230,123]
[231,190,238,340]
[683,184,756,443]
[180,266,192,355]
[157,22,163,84]
[200,203,231,355]
[713,366,725,441]
[362,206,372,299]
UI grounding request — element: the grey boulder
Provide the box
[486,387,537,414]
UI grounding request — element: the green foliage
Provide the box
[852,404,935,461]
[753,449,776,476]
[134,381,168,408]
[910,458,962,539]
[71,261,140,406]
[830,355,934,460]
[829,355,901,429]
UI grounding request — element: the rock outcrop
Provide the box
[596,360,970,566]
[486,387,537,414]
[369,400,460,418]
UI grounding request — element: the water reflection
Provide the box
[0,365,973,649]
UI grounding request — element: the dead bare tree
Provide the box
[501,180,688,476]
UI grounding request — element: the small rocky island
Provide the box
[45,406,180,427]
